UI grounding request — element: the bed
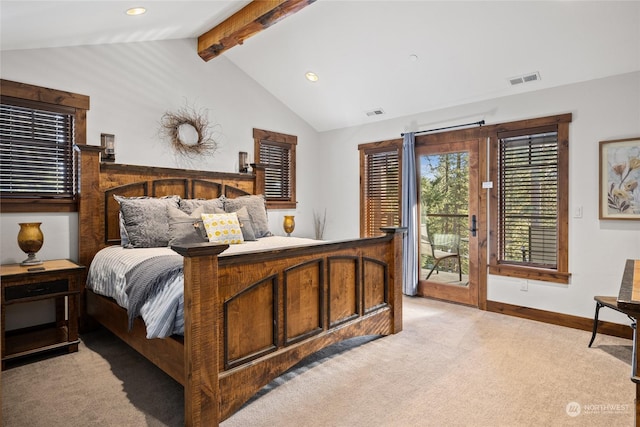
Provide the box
[77,145,404,426]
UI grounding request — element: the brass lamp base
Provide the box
[20,253,43,266]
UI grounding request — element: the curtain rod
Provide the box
[401,119,485,137]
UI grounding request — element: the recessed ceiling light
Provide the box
[126,7,147,16]
[305,72,319,82]
[409,54,419,62]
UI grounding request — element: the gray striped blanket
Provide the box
[124,254,183,330]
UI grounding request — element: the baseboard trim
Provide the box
[486,300,633,341]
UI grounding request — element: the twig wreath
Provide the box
[159,104,218,158]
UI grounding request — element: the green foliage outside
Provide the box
[420,153,470,275]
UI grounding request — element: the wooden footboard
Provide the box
[176,228,403,425]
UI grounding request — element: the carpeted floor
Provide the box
[2,296,635,426]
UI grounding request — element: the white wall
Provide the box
[1,38,638,328]
[0,38,323,267]
[318,71,640,325]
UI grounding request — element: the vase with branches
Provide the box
[313,209,327,240]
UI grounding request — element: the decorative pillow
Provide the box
[119,211,130,247]
[226,206,257,241]
[201,212,245,244]
[114,195,180,248]
[179,196,225,215]
[167,206,208,246]
[224,195,272,238]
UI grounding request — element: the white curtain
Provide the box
[401,132,418,295]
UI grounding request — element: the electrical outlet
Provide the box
[520,280,528,291]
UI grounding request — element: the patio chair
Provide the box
[421,224,462,282]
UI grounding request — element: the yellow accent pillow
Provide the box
[201,212,244,244]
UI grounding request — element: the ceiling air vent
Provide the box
[509,71,541,86]
[366,108,385,117]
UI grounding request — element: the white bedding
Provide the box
[86,236,323,339]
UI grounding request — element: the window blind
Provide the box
[364,148,400,236]
[498,131,558,267]
[0,102,75,198]
[260,140,291,201]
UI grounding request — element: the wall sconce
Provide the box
[101,133,115,162]
[239,151,248,173]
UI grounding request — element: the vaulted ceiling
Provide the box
[2,1,639,132]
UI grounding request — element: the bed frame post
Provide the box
[172,243,229,427]
[77,145,106,263]
[250,163,266,195]
[382,227,406,333]
[77,144,107,330]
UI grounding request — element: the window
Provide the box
[253,128,297,209]
[1,101,75,196]
[0,79,89,213]
[489,114,571,284]
[498,130,558,265]
[359,140,402,237]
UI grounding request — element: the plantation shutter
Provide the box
[260,140,291,201]
[364,147,400,236]
[497,128,558,268]
[0,100,75,198]
[253,128,296,209]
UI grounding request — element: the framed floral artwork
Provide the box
[599,137,640,220]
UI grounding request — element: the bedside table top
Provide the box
[0,259,85,278]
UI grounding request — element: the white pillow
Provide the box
[201,212,245,244]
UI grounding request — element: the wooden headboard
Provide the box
[77,145,259,271]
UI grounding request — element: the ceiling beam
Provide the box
[197,0,316,62]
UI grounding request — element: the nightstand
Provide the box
[1,259,84,369]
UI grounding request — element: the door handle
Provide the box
[470,214,477,237]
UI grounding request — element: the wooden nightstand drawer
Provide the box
[4,279,69,302]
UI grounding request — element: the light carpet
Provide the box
[2,296,635,426]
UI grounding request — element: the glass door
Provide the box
[416,139,479,306]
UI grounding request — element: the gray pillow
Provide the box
[119,212,130,247]
[114,195,180,248]
[224,195,271,238]
[179,197,225,214]
[167,206,208,246]
[228,206,257,241]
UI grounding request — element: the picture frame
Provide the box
[599,137,640,220]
